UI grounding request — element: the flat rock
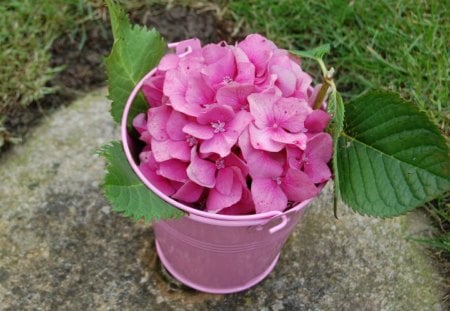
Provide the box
[0,88,443,310]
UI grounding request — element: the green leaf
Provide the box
[337,91,450,217]
[106,0,130,40]
[290,44,331,60]
[106,1,166,124]
[99,141,185,221]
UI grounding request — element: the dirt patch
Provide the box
[2,3,232,152]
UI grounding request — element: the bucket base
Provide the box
[155,240,280,294]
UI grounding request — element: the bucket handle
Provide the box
[268,214,289,234]
[254,213,289,234]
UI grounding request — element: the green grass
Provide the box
[227,0,449,131]
[0,0,101,145]
[0,0,99,107]
[424,197,450,249]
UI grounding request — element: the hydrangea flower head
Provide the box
[135,34,332,215]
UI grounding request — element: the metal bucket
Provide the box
[152,201,309,294]
[121,67,313,294]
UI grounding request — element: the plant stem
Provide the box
[313,79,331,110]
[313,67,335,110]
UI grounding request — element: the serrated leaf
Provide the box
[290,44,331,60]
[337,91,450,217]
[99,141,185,221]
[106,1,166,124]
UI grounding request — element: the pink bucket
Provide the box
[121,67,313,294]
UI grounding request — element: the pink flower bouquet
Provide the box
[132,35,333,216]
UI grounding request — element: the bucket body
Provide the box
[153,202,309,294]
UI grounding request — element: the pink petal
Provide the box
[294,70,313,99]
[147,106,171,141]
[139,149,157,169]
[271,130,307,150]
[238,34,276,77]
[151,139,190,162]
[249,124,284,152]
[139,163,176,196]
[232,46,251,63]
[281,169,318,202]
[224,152,249,177]
[245,146,284,179]
[150,139,171,162]
[172,181,204,203]
[235,61,256,84]
[202,43,229,64]
[304,110,332,133]
[304,160,332,184]
[271,65,296,97]
[237,128,253,159]
[197,104,235,125]
[142,74,165,107]
[288,56,303,77]
[139,131,152,144]
[251,178,287,213]
[200,133,233,158]
[183,123,215,140]
[306,85,314,99]
[232,46,256,84]
[238,129,285,171]
[226,109,254,134]
[177,52,204,72]
[163,69,188,111]
[268,49,291,68]
[215,167,234,194]
[248,93,279,129]
[158,54,179,71]
[203,61,235,88]
[202,47,236,87]
[241,128,287,180]
[274,97,311,133]
[206,168,243,211]
[216,84,254,111]
[255,73,277,91]
[133,113,147,134]
[206,186,242,212]
[307,133,333,162]
[158,159,189,182]
[218,187,255,215]
[302,133,332,183]
[286,145,304,169]
[187,148,216,188]
[185,75,215,114]
[166,110,191,140]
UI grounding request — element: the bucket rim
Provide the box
[121,66,315,222]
